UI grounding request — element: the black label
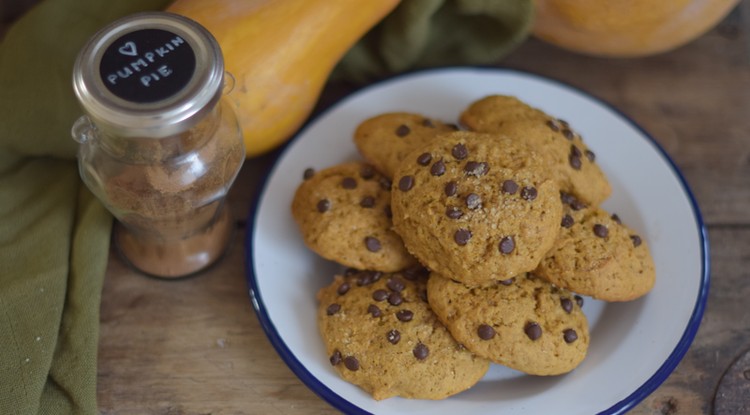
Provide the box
[99,28,196,103]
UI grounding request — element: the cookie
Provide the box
[354,113,458,178]
[459,95,548,130]
[291,162,417,272]
[534,192,656,302]
[391,131,563,286]
[317,269,490,400]
[459,95,611,206]
[427,272,590,376]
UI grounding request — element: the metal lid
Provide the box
[73,12,224,138]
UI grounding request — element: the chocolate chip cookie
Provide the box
[317,269,490,400]
[427,272,590,376]
[354,112,458,178]
[291,162,417,272]
[391,131,563,286]
[459,95,611,206]
[534,192,656,301]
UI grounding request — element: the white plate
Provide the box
[245,68,708,415]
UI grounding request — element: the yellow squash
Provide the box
[533,0,740,57]
[167,0,401,157]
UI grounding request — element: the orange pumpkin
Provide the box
[532,0,740,57]
[167,0,401,157]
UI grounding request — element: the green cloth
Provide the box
[0,0,532,413]
[334,0,534,83]
[0,1,171,414]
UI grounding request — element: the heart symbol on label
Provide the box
[118,41,138,57]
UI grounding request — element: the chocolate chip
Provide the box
[342,177,357,189]
[454,228,472,245]
[395,124,411,137]
[499,236,515,254]
[563,329,578,343]
[499,278,515,286]
[398,175,415,192]
[464,161,488,176]
[360,164,376,180]
[466,193,482,210]
[368,304,382,317]
[422,118,435,128]
[303,168,315,180]
[403,266,430,280]
[452,143,468,160]
[562,129,575,140]
[569,154,582,170]
[337,282,350,295]
[561,298,573,313]
[387,292,403,306]
[357,271,381,286]
[418,289,428,302]
[561,214,574,228]
[631,234,643,247]
[560,192,575,205]
[585,149,596,162]
[417,152,432,166]
[317,199,330,213]
[387,329,401,344]
[413,343,429,360]
[546,119,560,132]
[344,356,359,371]
[430,160,446,176]
[379,177,392,191]
[365,236,382,252]
[477,324,496,340]
[570,144,582,158]
[326,303,341,315]
[372,289,388,301]
[444,181,458,197]
[575,295,584,307]
[344,268,358,277]
[593,224,608,238]
[386,278,405,292]
[502,180,518,195]
[330,350,342,366]
[524,322,542,340]
[447,123,460,131]
[521,186,538,201]
[360,196,375,208]
[384,205,392,218]
[446,206,463,219]
[396,310,414,322]
[559,119,570,127]
[611,213,622,224]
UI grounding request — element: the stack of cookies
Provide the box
[291,95,656,401]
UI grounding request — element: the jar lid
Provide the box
[73,12,224,138]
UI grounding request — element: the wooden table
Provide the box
[96,6,750,415]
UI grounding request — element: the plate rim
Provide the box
[244,66,710,415]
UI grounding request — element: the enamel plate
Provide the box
[245,68,708,414]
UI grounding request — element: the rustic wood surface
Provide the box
[71,3,750,414]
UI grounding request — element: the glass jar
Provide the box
[71,12,244,278]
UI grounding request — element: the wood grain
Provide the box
[94,4,750,415]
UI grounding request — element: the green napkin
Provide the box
[0,1,170,414]
[0,0,531,413]
[334,0,534,83]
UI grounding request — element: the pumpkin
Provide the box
[167,0,401,157]
[532,0,740,57]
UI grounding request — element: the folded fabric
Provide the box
[0,1,171,414]
[334,0,534,83]
[0,0,532,413]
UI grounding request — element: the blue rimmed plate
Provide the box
[245,67,708,415]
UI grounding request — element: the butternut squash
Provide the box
[533,0,740,57]
[167,0,401,157]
